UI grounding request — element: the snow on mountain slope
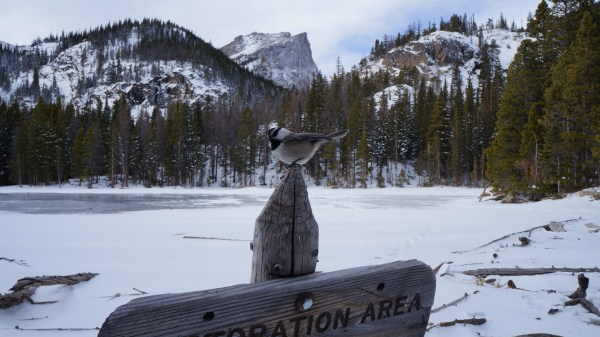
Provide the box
[4,36,229,116]
[221,32,318,89]
[367,29,529,109]
[0,21,283,117]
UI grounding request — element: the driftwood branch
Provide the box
[182,236,250,242]
[565,298,600,317]
[14,326,99,331]
[464,267,600,277]
[438,318,487,327]
[515,333,562,337]
[431,292,469,313]
[453,217,581,254]
[9,272,97,292]
[563,273,600,317]
[102,288,148,300]
[427,317,486,330]
[1,273,97,309]
[452,225,545,253]
[0,257,29,267]
[479,182,492,202]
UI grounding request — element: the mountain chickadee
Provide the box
[267,125,349,166]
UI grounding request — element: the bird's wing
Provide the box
[282,132,329,143]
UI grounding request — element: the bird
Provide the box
[267,124,349,166]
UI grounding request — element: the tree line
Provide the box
[1,3,598,194]
[0,22,505,189]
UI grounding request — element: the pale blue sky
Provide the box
[0,0,542,75]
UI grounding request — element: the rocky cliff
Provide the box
[221,32,318,89]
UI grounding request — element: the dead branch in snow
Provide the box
[463,267,600,277]
[432,261,453,275]
[1,273,97,310]
[438,317,486,327]
[515,333,562,337]
[452,225,545,253]
[479,181,492,202]
[133,287,147,295]
[14,326,99,331]
[102,288,149,300]
[565,298,600,317]
[21,316,48,321]
[10,272,97,292]
[182,235,250,241]
[0,257,29,267]
[453,218,582,254]
[563,273,600,317]
[431,292,470,313]
[427,317,487,330]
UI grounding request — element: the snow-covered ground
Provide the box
[1,183,599,336]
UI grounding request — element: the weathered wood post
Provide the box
[251,165,318,283]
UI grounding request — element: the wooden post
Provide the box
[251,166,318,283]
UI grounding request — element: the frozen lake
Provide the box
[2,185,598,337]
[0,190,467,214]
[0,193,267,214]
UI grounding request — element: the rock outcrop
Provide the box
[221,32,318,89]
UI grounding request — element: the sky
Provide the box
[0,0,542,75]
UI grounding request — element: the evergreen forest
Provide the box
[0,1,598,197]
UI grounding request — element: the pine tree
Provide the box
[235,106,257,186]
[426,82,450,184]
[0,101,18,185]
[71,127,87,186]
[463,78,477,184]
[450,64,465,185]
[486,39,546,192]
[303,72,327,183]
[543,11,600,191]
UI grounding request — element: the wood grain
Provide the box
[98,260,436,337]
[251,166,319,283]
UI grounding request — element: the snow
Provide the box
[2,32,229,117]
[225,32,292,60]
[373,84,414,111]
[1,182,599,336]
[368,29,530,110]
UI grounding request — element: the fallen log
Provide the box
[568,273,588,299]
[0,288,35,309]
[438,317,486,327]
[1,273,97,310]
[463,267,600,277]
[565,298,600,316]
[563,273,600,317]
[10,272,97,292]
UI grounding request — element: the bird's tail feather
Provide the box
[327,129,349,141]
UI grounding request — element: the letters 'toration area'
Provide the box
[98,260,435,337]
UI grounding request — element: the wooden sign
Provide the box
[98,259,435,337]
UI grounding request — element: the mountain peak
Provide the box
[221,32,318,89]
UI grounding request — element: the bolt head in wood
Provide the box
[295,292,314,312]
